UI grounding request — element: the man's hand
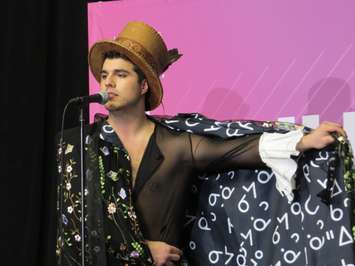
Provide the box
[296,121,347,152]
[146,240,183,266]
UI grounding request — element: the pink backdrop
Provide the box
[88,0,355,147]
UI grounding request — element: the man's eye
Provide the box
[118,73,127,78]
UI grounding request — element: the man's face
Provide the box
[99,57,147,111]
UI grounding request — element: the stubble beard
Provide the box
[104,95,143,113]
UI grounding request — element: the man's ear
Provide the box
[140,79,149,95]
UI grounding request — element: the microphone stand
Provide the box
[60,92,107,266]
[79,105,86,266]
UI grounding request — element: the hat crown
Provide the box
[116,21,168,74]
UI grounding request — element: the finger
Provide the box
[330,126,347,137]
[167,253,181,261]
[322,121,345,135]
[169,246,183,256]
[322,121,342,128]
[322,123,346,137]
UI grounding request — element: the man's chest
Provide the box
[124,140,150,185]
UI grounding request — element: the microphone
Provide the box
[69,91,109,105]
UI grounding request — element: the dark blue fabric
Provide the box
[156,113,355,266]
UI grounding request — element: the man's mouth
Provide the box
[107,92,118,98]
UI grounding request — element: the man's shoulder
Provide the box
[57,122,101,144]
[155,120,189,136]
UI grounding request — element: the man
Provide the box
[57,21,346,266]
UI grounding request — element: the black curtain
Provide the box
[0,0,111,265]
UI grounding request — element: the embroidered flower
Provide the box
[74,234,81,242]
[130,250,140,258]
[100,146,110,156]
[62,214,68,225]
[65,144,74,154]
[58,147,63,155]
[132,242,143,254]
[58,165,62,173]
[118,188,127,199]
[107,170,118,181]
[107,203,116,214]
[66,182,71,190]
[67,206,74,214]
[66,165,73,173]
[127,209,137,220]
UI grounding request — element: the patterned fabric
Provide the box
[56,121,154,265]
[56,113,355,266]
[158,114,355,266]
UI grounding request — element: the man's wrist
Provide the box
[296,136,307,152]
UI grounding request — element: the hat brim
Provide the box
[89,40,163,111]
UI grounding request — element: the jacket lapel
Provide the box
[133,127,164,199]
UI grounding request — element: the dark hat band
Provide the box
[117,37,162,75]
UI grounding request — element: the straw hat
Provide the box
[89,21,182,110]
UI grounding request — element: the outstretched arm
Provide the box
[189,121,346,201]
[190,121,346,172]
[189,133,265,173]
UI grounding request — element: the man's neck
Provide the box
[107,107,153,139]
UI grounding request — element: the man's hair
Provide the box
[102,50,151,109]
[102,51,146,84]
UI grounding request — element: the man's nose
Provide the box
[105,75,116,88]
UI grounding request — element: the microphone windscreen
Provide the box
[98,91,109,105]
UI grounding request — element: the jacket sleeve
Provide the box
[189,129,304,202]
[189,133,265,173]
